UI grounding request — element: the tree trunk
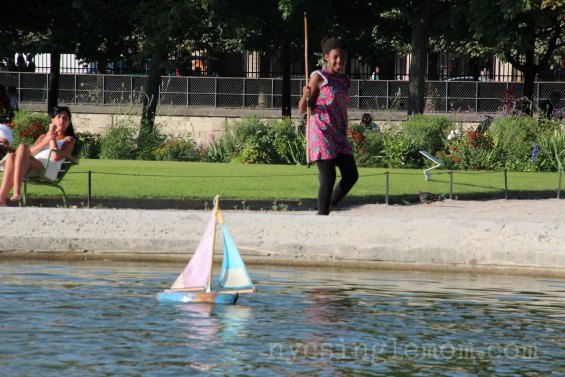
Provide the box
[140,50,165,133]
[96,60,107,74]
[47,50,61,115]
[522,48,536,113]
[407,1,431,115]
[427,53,439,80]
[281,37,291,118]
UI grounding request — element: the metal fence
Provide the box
[1,72,564,113]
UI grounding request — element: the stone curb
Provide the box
[1,206,564,277]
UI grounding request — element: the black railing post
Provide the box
[242,77,246,108]
[186,76,189,107]
[214,77,218,108]
[558,168,563,199]
[504,169,508,199]
[385,172,390,205]
[88,170,92,208]
[449,170,453,200]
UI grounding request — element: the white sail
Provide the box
[170,211,216,290]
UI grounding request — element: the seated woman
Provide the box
[0,106,76,206]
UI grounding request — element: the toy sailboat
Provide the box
[157,196,256,304]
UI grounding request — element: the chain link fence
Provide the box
[1,72,564,113]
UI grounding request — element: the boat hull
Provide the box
[156,290,239,304]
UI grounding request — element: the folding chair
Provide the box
[22,138,84,207]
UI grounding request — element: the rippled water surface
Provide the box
[0,261,563,376]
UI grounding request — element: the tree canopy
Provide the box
[3,0,564,116]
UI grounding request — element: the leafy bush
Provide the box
[377,131,415,168]
[135,122,167,160]
[535,124,565,171]
[270,118,305,165]
[236,130,278,164]
[442,130,497,170]
[76,132,101,159]
[488,116,538,170]
[348,122,383,167]
[10,110,50,146]
[401,115,453,167]
[202,115,305,164]
[230,116,277,164]
[204,126,239,163]
[153,134,199,161]
[99,120,137,160]
[282,131,306,165]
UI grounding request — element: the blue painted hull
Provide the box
[156,290,239,304]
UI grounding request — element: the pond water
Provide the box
[0,261,563,376]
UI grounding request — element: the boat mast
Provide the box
[207,195,221,292]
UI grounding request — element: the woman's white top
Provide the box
[34,140,66,181]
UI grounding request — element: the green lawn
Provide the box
[18,159,563,203]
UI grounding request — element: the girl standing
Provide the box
[299,38,358,215]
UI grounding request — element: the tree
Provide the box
[3,1,81,113]
[467,0,565,104]
[392,0,454,114]
[72,0,138,74]
[359,0,455,114]
[3,0,138,113]
[211,0,383,116]
[125,0,213,144]
[209,0,316,117]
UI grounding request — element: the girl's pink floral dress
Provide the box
[308,69,353,162]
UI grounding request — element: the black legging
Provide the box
[316,154,359,215]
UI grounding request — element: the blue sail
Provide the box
[219,224,255,290]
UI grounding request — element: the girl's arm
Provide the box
[30,122,56,155]
[298,73,322,113]
[51,136,76,161]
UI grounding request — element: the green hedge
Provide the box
[72,112,565,172]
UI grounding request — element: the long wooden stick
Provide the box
[304,12,311,167]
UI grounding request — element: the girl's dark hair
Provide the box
[321,37,348,55]
[52,106,76,137]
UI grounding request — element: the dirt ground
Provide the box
[331,198,565,223]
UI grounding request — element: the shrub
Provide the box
[76,132,101,159]
[10,110,50,146]
[535,124,565,171]
[348,122,383,167]
[236,129,278,164]
[442,130,497,170]
[203,124,239,163]
[153,134,199,161]
[99,120,137,160]
[270,117,305,165]
[135,122,167,161]
[488,116,538,170]
[202,115,305,164]
[377,131,416,168]
[231,116,278,164]
[400,115,453,167]
[283,131,306,165]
